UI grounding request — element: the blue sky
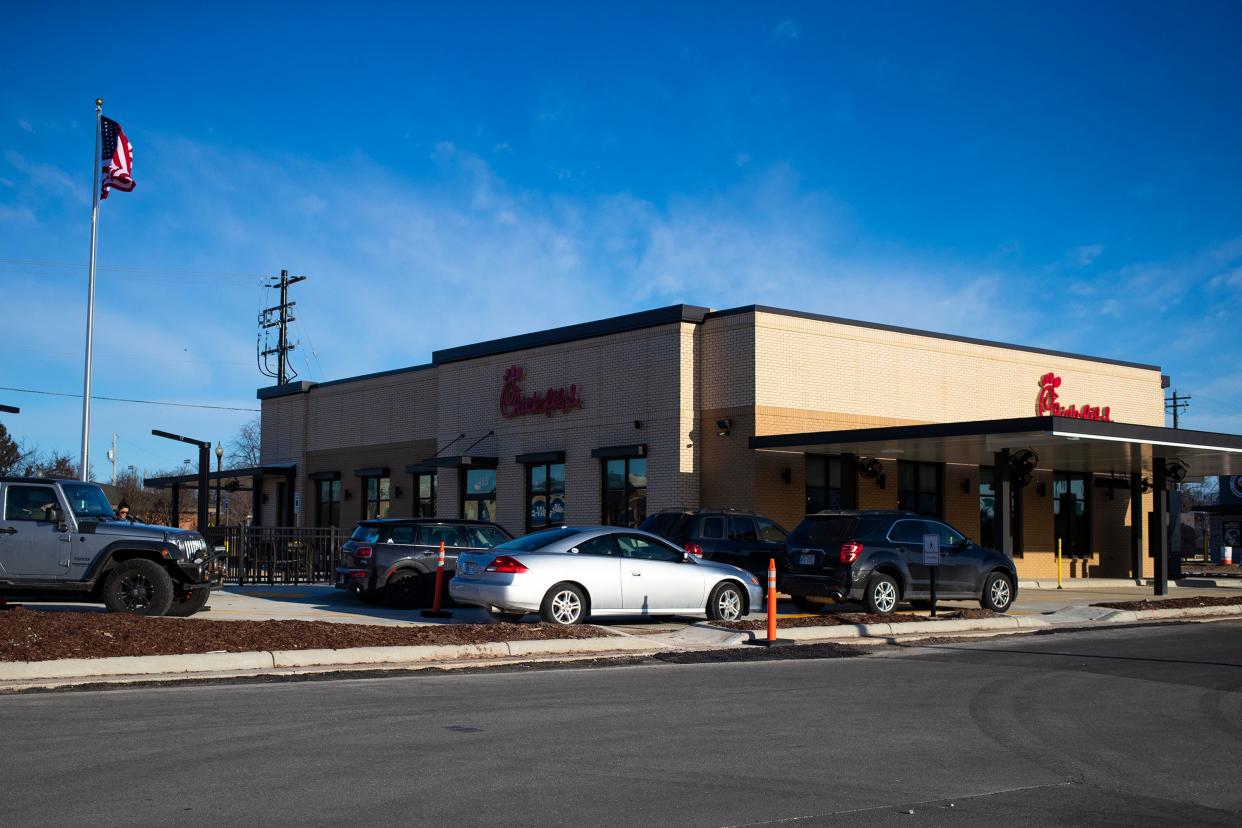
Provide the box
[1,1,1240,477]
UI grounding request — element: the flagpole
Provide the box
[79,98,102,481]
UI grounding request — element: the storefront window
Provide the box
[806,455,842,514]
[1053,472,1091,557]
[898,461,942,518]
[315,479,340,527]
[462,468,496,522]
[363,476,390,520]
[603,457,646,528]
[414,473,436,518]
[527,462,566,531]
[978,466,995,549]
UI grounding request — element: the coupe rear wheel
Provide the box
[102,560,175,616]
[540,583,586,625]
[863,573,899,614]
[707,582,745,621]
[981,572,1014,613]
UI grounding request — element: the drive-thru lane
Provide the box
[0,621,1239,825]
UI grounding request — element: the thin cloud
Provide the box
[773,19,800,41]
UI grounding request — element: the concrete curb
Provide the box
[724,603,1242,643]
[0,635,663,682]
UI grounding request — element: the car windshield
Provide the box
[61,483,115,520]
[494,527,582,552]
[350,524,382,543]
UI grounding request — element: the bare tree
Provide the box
[0,423,19,476]
[228,416,262,469]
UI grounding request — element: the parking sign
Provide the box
[922,533,941,566]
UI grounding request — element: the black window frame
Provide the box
[897,460,943,519]
[461,468,497,522]
[362,475,391,520]
[806,454,843,514]
[525,461,567,532]
[1053,471,1092,558]
[413,472,437,518]
[602,456,647,528]
[315,479,341,528]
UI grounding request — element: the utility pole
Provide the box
[257,269,306,385]
[1165,391,1191,429]
[106,432,118,484]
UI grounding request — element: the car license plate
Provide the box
[799,553,816,566]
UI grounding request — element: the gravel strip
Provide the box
[0,607,609,662]
[1093,595,1242,611]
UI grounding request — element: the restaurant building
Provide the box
[255,304,1242,585]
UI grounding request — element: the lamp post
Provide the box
[215,442,224,527]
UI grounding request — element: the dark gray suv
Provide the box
[335,518,512,608]
[782,510,1018,614]
[0,477,219,616]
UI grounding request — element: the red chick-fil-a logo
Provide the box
[1036,372,1112,421]
[500,366,585,419]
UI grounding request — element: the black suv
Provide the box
[640,509,788,580]
[335,518,512,608]
[782,510,1017,614]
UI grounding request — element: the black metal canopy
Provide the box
[750,416,1242,478]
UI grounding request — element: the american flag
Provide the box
[99,116,134,200]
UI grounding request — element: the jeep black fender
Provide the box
[84,539,183,586]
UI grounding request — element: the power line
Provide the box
[0,386,259,412]
[0,258,264,279]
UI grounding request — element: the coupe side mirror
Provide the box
[682,551,697,563]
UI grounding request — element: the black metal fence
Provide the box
[202,526,348,585]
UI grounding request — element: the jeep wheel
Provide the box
[103,560,175,616]
[165,587,211,617]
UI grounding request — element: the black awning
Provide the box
[749,416,1242,477]
[515,450,566,465]
[143,463,294,489]
[405,463,439,474]
[418,455,499,469]
[353,466,391,478]
[308,470,341,481]
[591,444,647,460]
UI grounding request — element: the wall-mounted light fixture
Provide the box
[961,478,971,494]
[261,493,269,504]
[877,472,887,490]
[781,467,792,485]
[343,489,352,501]
[393,486,403,499]
[1036,480,1047,497]
[633,420,643,430]
[715,418,732,437]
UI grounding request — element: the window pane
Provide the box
[419,476,432,499]
[576,535,618,557]
[548,490,566,524]
[919,465,937,494]
[4,486,58,522]
[549,463,565,494]
[898,462,914,493]
[627,458,647,489]
[366,478,378,500]
[466,469,496,495]
[390,526,416,544]
[616,535,677,562]
[605,460,625,491]
[628,487,647,528]
[807,487,827,514]
[729,516,758,542]
[603,490,627,526]
[701,516,726,539]
[758,519,787,543]
[529,465,548,495]
[806,456,826,488]
[889,520,927,544]
[529,492,548,528]
[827,457,842,489]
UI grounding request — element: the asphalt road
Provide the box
[2,622,1240,826]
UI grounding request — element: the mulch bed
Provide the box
[1093,595,1242,612]
[712,608,998,631]
[0,607,609,663]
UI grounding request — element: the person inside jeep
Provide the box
[115,501,132,521]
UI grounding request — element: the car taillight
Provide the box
[840,542,863,564]
[683,542,704,557]
[355,546,373,559]
[485,555,529,574]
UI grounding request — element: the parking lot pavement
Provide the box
[9,581,1234,632]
